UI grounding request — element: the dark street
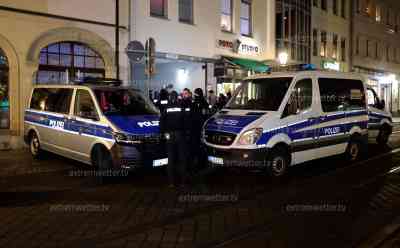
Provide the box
[1,133,400,248]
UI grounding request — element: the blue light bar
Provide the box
[301,64,317,71]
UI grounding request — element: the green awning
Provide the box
[229,57,270,73]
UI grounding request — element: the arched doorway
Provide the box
[0,47,9,129]
[35,41,105,84]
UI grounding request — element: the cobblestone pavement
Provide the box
[0,134,400,247]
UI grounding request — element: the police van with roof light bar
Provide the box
[24,78,167,176]
[203,68,392,177]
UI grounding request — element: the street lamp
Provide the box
[278,52,289,66]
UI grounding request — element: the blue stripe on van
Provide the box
[256,112,368,146]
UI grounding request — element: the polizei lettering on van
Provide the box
[138,121,159,128]
[324,127,340,136]
[49,120,65,130]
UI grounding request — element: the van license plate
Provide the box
[153,158,168,167]
[208,156,224,165]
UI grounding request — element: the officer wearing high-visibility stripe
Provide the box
[159,90,187,188]
[155,89,169,112]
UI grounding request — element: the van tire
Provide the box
[29,131,44,159]
[377,125,391,145]
[92,146,114,184]
[345,136,364,162]
[268,146,290,177]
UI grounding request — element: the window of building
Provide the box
[319,78,365,112]
[375,5,381,22]
[221,0,233,32]
[36,42,105,84]
[332,34,338,59]
[366,40,370,57]
[313,29,318,56]
[341,0,346,18]
[179,0,193,24]
[320,31,327,57]
[341,38,346,62]
[313,0,318,7]
[321,0,327,10]
[150,0,167,18]
[0,48,9,129]
[240,0,252,36]
[74,89,98,120]
[374,41,379,59]
[333,0,338,15]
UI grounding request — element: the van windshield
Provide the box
[94,88,159,116]
[226,77,293,111]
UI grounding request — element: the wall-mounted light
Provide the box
[278,52,289,66]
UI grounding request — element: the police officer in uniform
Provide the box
[189,88,210,171]
[159,90,187,188]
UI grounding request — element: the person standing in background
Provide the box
[159,90,188,188]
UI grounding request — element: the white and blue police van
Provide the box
[203,69,392,177]
[24,79,167,174]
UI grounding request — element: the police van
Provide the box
[24,79,167,174]
[203,69,392,177]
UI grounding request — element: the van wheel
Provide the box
[268,146,290,177]
[92,146,114,184]
[377,126,391,145]
[29,132,44,159]
[345,137,363,162]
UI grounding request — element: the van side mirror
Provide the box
[379,99,386,110]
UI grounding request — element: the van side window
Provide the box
[318,78,365,112]
[367,88,379,107]
[74,90,98,120]
[30,88,72,114]
[284,78,313,116]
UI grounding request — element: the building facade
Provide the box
[311,0,350,72]
[129,0,276,95]
[351,0,400,113]
[0,0,130,148]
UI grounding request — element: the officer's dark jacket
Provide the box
[191,96,210,130]
[159,99,185,133]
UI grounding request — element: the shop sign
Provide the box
[322,61,340,71]
[217,39,260,56]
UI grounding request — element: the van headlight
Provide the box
[237,128,263,145]
[113,132,142,144]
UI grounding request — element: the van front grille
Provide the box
[204,131,236,146]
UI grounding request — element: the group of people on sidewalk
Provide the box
[154,87,231,188]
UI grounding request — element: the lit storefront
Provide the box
[214,38,269,95]
[354,66,399,113]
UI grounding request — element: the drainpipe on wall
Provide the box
[349,0,354,72]
[115,0,120,80]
